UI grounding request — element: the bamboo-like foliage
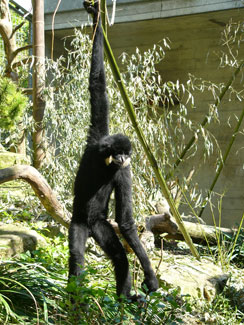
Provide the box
[171,59,244,175]
[100,0,200,259]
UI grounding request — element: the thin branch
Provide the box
[110,0,117,26]
[51,0,62,60]
[174,168,195,207]
[21,87,33,95]
[100,0,107,34]
[10,21,26,39]
[12,44,32,60]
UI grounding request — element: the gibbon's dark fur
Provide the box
[68,0,158,300]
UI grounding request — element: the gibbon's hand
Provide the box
[83,0,99,15]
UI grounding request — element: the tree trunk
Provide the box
[0,0,31,153]
[0,0,17,79]
[32,0,45,169]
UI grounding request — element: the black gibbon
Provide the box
[68,0,158,300]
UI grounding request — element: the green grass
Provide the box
[0,234,192,324]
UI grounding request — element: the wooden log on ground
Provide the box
[145,211,234,244]
[145,213,178,235]
[164,221,234,244]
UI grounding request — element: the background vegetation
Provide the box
[0,4,244,324]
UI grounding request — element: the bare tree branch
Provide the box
[0,0,31,81]
[10,20,26,38]
[21,87,33,95]
[0,165,70,228]
[11,44,32,61]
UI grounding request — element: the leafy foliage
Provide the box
[0,229,243,324]
[0,235,192,324]
[0,77,27,130]
[0,244,67,324]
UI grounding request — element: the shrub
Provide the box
[0,77,27,130]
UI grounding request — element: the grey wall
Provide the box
[44,0,244,29]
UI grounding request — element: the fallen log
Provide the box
[145,209,234,244]
[165,221,234,244]
[145,213,178,235]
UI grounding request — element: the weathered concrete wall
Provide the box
[150,9,244,228]
[44,0,244,29]
[44,1,244,228]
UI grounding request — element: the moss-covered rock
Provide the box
[155,255,229,301]
[0,224,47,258]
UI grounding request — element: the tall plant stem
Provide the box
[100,0,200,259]
[171,60,244,174]
[199,106,244,218]
[100,0,107,34]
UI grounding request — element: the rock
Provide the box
[155,256,229,301]
[0,224,47,258]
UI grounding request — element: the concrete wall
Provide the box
[44,1,244,228]
[44,0,244,29]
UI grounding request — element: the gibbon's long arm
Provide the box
[68,1,158,301]
[87,2,109,144]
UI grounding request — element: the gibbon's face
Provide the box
[105,152,131,168]
[102,134,132,168]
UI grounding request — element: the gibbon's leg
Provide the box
[115,173,159,293]
[90,219,132,298]
[118,221,158,292]
[68,222,89,278]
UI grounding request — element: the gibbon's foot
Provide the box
[142,276,159,293]
[118,294,143,304]
[129,294,142,303]
[83,0,99,14]
[128,295,148,308]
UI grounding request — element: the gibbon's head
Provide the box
[99,134,132,168]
